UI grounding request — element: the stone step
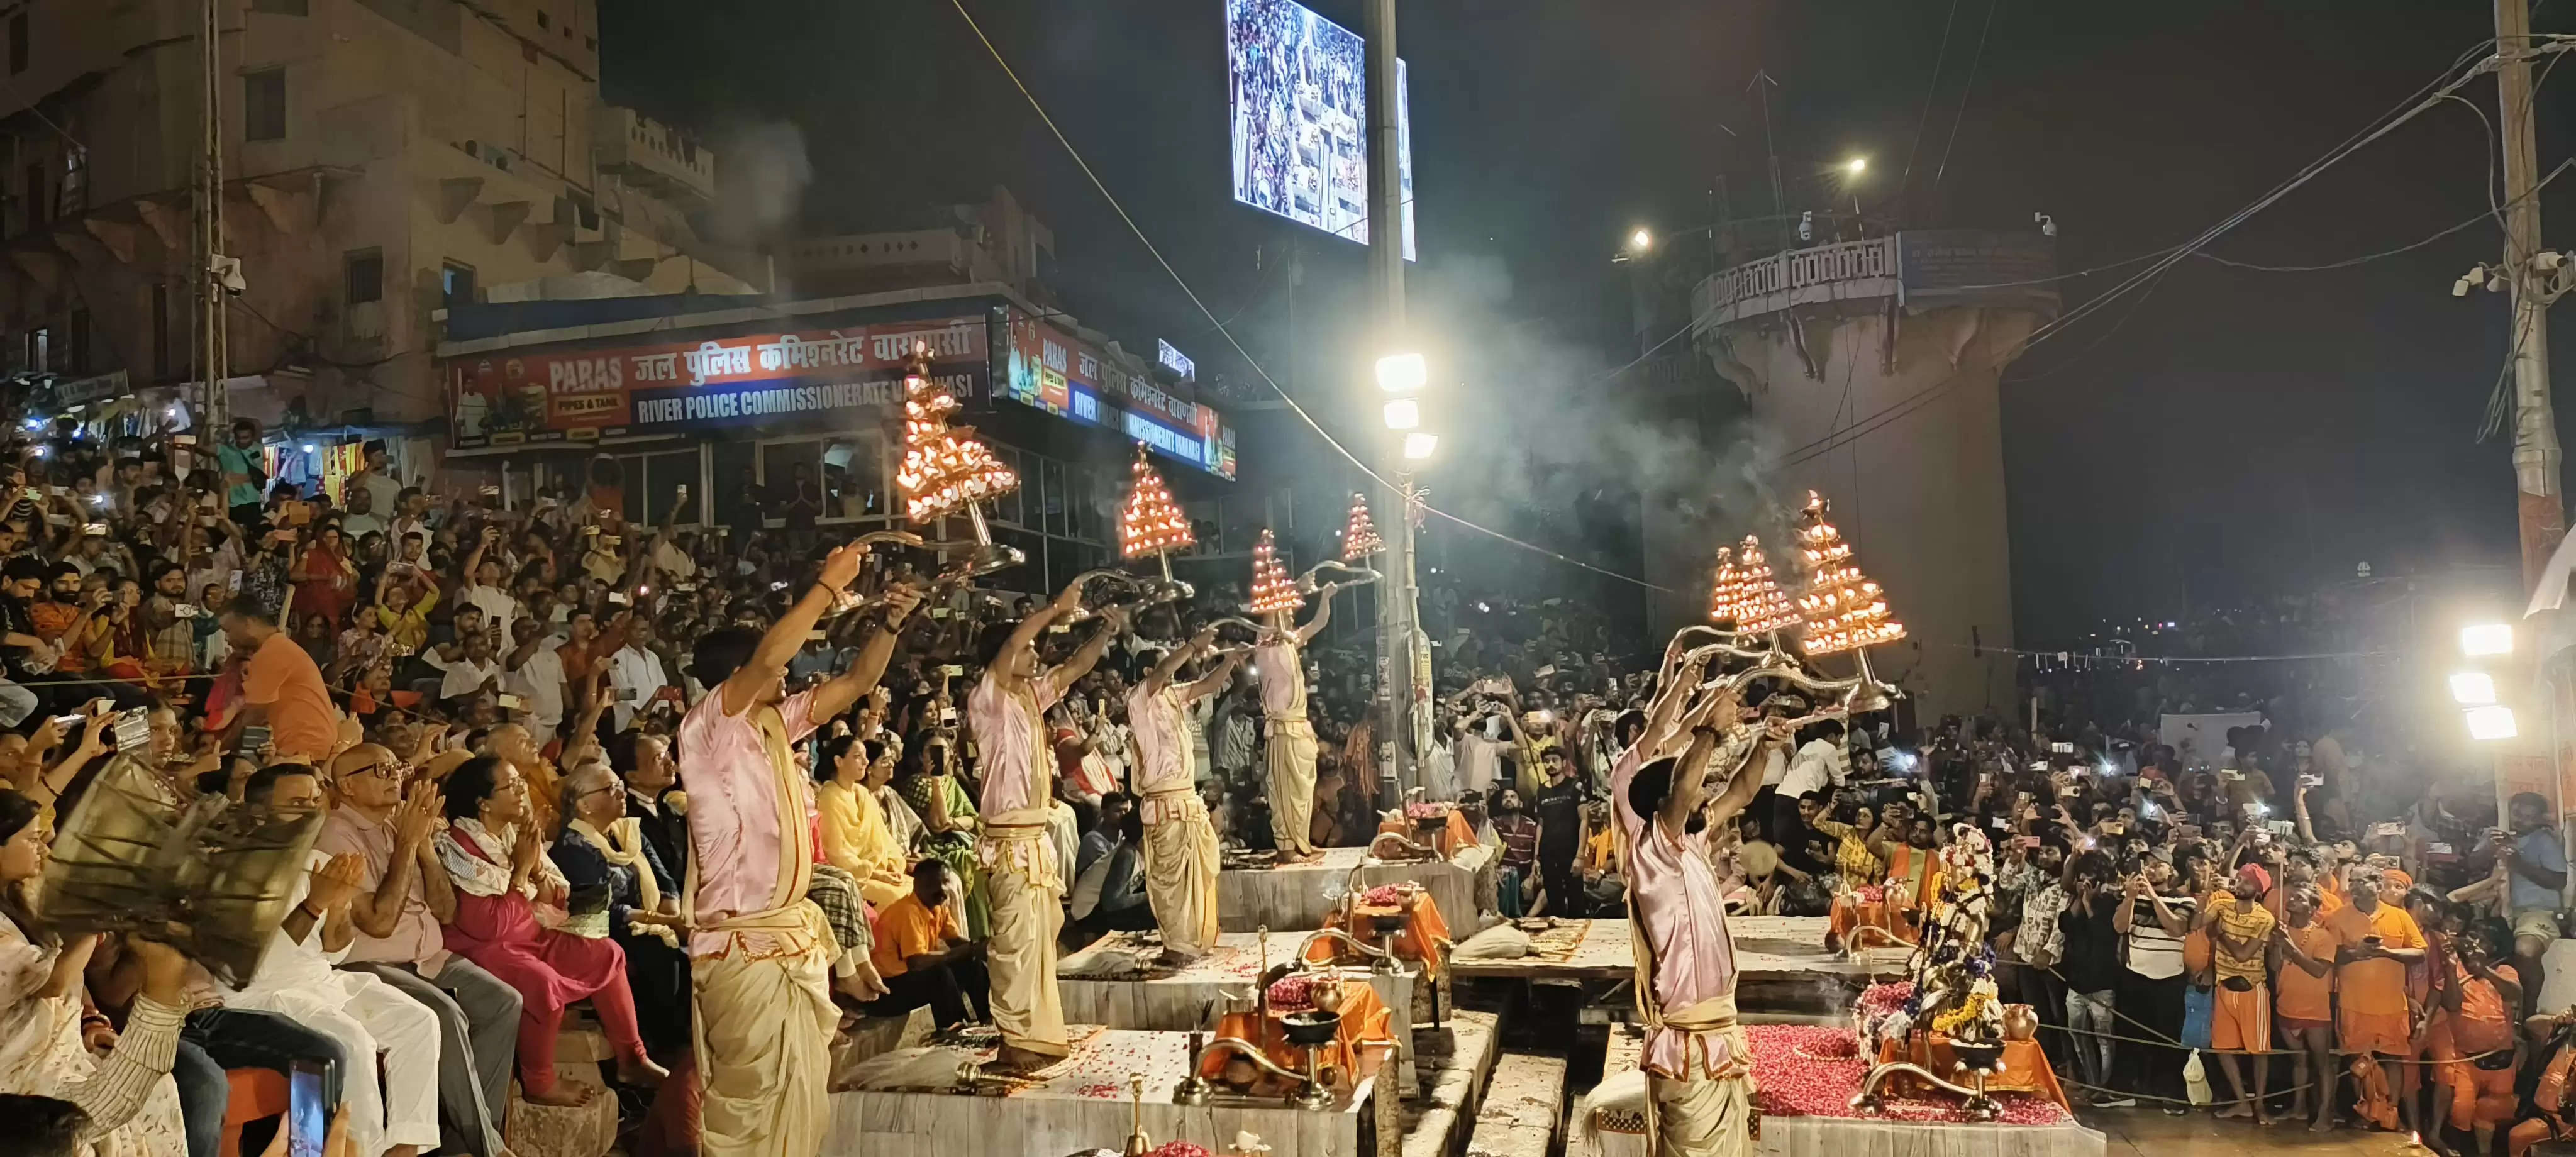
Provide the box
[1464,1052,1567,1157]
[1397,1007,1502,1157]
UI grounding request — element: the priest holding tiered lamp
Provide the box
[1120,447,1244,965]
[1248,529,1335,864]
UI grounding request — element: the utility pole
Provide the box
[1363,0,1423,808]
[2499,0,2562,589]
[194,0,230,433]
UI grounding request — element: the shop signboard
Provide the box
[1004,313,1236,479]
[445,318,987,447]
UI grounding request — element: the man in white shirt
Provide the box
[1778,721,1848,800]
[354,441,404,518]
[339,484,389,541]
[430,630,505,706]
[504,616,569,745]
[458,527,523,651]
[1455,711,1511,797]
[606,619,670,731]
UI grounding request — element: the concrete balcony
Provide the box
[1690,230,2059,332]
[592,105,715,206]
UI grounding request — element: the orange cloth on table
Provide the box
[1372,810,1479,859]
[1870,1033,2068,1110]
[1304,894,1451,972]
[1199,977,1395,1092]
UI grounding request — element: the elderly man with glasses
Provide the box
[315,743,524,1157]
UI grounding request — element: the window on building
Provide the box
[440,262,475,310]
[65,309,86,374]
[609,450,700,526]
[8,14,25,76]
[535,9,549,28]
[343,248,383,306]
[22,163,43,229]
[243,69,286,141]
[25,328,47,374]
[250,0,308,13]
[819,436,884,521]
[760,440,822,527]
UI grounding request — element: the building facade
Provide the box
[1663,230,2058,718]
[0,0,755,436]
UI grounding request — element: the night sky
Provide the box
[605,0,2567,642]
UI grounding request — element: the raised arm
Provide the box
[1182,648,1248,704]
[1293,587,1334,646]
[1043,606,1130,702]
[807,587,926,720]
[1143,627,1215,697]
[718,541,867,717]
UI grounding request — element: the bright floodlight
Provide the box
[1402,432,1439,460]
[2467,704,2519,741]
[1629,228,1653,251]
[1375,353,1426,394]
[2449,672,2499,706]
[2462,623,2514,657]
[1846,156,1868,176]
[1382,398,1420,430]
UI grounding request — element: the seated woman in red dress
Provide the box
[435,755,669,1105]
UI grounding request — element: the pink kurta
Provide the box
[1610,746,1740,1080]
[971,675,1061,822]
[1126,683,1191,797]
[678,688,823,958]
[1253,641,1304,719]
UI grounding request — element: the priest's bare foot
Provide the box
[2216,1102,2253,1120]
[523,1082,592,1107]
[1157,949,1203,968]
[986,1044,1057,1073]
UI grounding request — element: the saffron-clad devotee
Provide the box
[677,540,921,1156]
[1124,625,1245,965]
[969,581,1125,1072]
[1253,582,1337,863]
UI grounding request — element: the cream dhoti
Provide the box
[981,821,1069,1059]
[691,902,836,1156]
[1141,787,1221,958]
[1645,994,1755,1157]
[1265,717,1319,856]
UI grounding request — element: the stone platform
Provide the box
[826,1026,1378,1156]
[1217,844,1479,934]
[1058,930,1421,1092]
[1452,916,1870,1017]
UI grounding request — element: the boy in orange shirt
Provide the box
[2272,882,2342,1132]
[2202,863,2277,1123]
[2326,865,2429,1136]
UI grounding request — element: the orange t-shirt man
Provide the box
[2275,921,2341,1026]
[870,890,958,980]
[244,631,340,761]
[2326,898,2428,1056]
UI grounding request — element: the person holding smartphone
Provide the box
[2327,863,2430,1136]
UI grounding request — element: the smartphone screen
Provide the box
[289,1059,328,1157]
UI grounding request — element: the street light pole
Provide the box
[1363,0,1423,801]
[2497,0,2563,589]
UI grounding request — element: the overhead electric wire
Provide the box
[945,0,1674,590]
[1901,0,1965,193]
[1927,0,1998,201]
